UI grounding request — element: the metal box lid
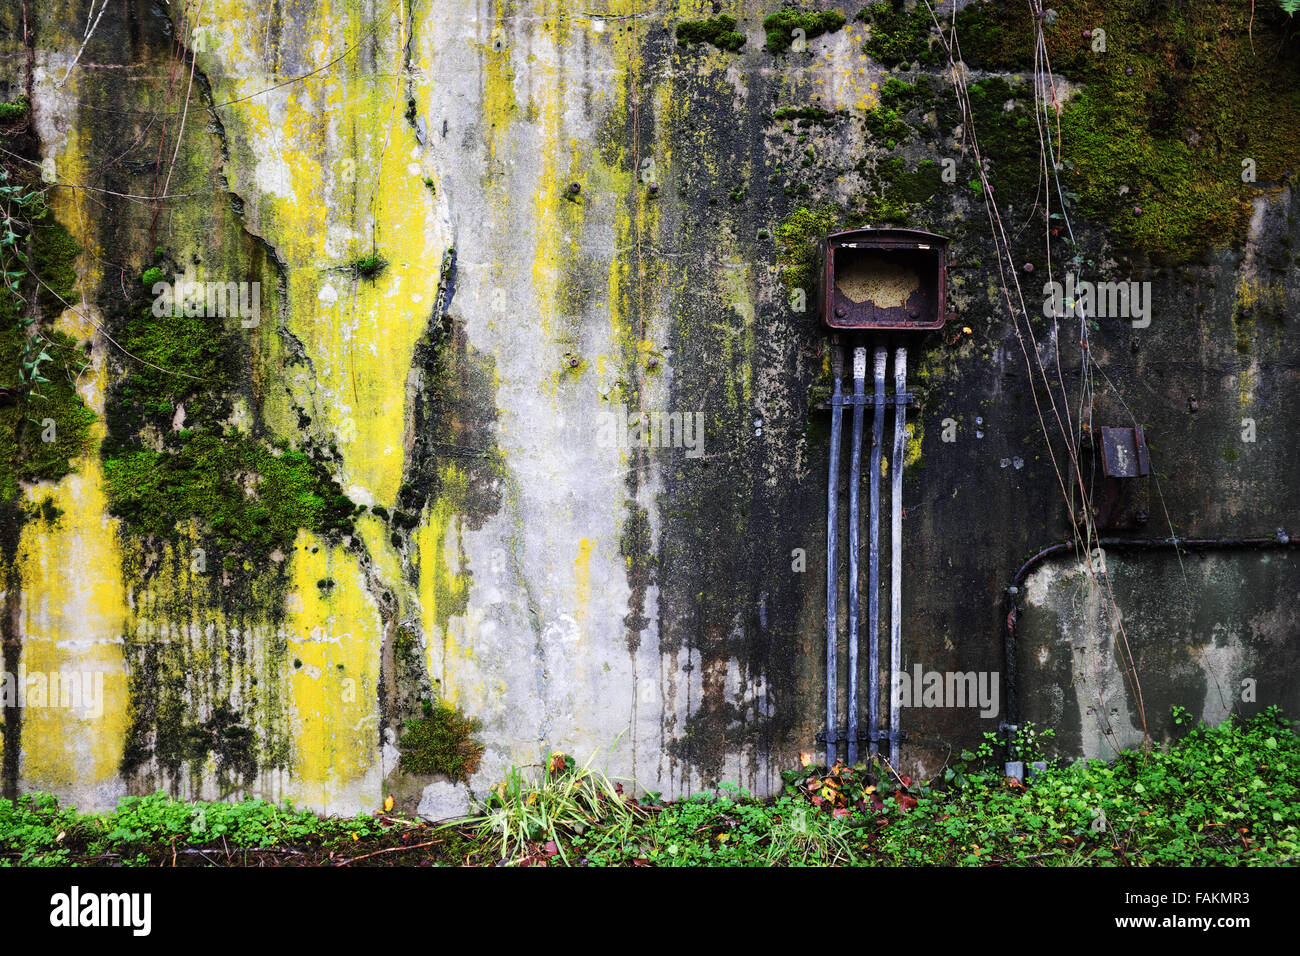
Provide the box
[819,227,950,331]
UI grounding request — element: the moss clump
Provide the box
[26,494,63,525]
[865,77,936,148]
[864,106,910,146]
[141,266,165,287]
[398,700,484,781]
[858,0,943,67]
[0,329,96,495]
[181,703,257,786]
[0,97,29,122]
[774,105,844,123]
[102,431,356,552]
[763,9,846,53]
[352,254,387,280]
[676,15,747,52]
[775,205,837,291]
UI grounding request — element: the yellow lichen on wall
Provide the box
[16,339,128,795]
[573,536,593,643]
[9,62,129,793]
[415,463,472,700]
[283,530,381,809]
[200,0,440,509]
[717,256,756,413]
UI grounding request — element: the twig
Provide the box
[59,0,110,86]
[332,838,443,866]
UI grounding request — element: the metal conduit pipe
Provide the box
[825,343,844,765]
[846,347,867,763]
[888,345,908,769]
[867,345,887,758]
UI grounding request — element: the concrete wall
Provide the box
[0,0,1296,814]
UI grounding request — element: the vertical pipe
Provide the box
[846,347,867,763]
[867,345,886,758]
[825,343,843,765]
[889,345,907,769]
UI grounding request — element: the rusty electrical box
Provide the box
[819,228,950,331]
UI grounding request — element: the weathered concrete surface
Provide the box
[0,1,1296,813]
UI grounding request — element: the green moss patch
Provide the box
[858,158,944,225]
[864,76,936,148]
[0,204,96,501]
[352,253,387,280]
[0,96,29,123]
[763,9,847,53]
[858,0,943,67]
[775,205,836,291]
[676,15,747,52]
[773,105,845,124]
[102,431,355,553]
[398,699,484,781]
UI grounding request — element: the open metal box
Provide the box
[819,228,950,331]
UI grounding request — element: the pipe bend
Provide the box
[1001,529,1297,728]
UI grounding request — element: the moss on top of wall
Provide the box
[952,0,1300,262]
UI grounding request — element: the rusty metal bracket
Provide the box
[829,391,915,408]
[816,729,910,746]
[1098,425,1151,478]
